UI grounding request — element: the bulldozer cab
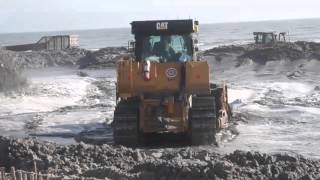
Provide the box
[131,20,199,63]
[254,32,277,44]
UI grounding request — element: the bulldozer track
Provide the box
[113,99,139,146]
[190,92,217,145]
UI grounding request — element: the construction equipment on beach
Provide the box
[113,19,231,145]
[253,32,287,44]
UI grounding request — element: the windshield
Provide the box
[255,33,274,44]
[141,35,193,63]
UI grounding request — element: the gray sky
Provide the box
[0,0,319,33]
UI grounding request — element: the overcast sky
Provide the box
[0,0,319,33]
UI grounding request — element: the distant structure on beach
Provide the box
[253,32,287,44]
[4,35,79,51]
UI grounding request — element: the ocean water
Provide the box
[1,18,320,50]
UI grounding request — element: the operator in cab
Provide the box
[153,36,175,61]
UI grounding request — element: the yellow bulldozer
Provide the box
[113,19,231,146]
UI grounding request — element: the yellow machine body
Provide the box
[116,60,210,133]
[113,19,230,145]
[117,61,210,97]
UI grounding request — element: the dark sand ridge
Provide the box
[0,136,319,179]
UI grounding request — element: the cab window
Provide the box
[141,35,193,63]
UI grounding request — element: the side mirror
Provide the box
[128,41,135,53]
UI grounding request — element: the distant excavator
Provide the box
[113,19,231,146]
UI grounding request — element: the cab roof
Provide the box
[131,19,198,35]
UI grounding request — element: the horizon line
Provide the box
[0,16,319,35]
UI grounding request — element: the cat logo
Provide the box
[156,22,168,30]
[165,68,177,78]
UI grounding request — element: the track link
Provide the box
[113,98,139,146]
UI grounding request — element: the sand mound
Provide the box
[0,136,319,179]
